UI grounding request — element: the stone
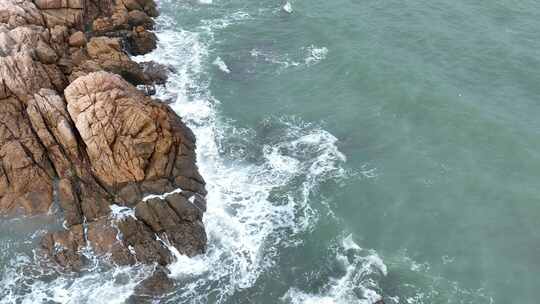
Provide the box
[0,0,207,283]
[126,26,156,55]
[86,217,135,265]
[80,36,146,84]
[41,225,85,270]
[128,10,153,27]
[134,195,207,257]
[0,0,45,28]
[65,71,182,189]
[116,217,172,265]
[133,267,174,296]
[140,61,174,85]
[68,31,86,47]
[0,96,55,216]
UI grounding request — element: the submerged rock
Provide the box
[127,267,174,303]
[0,0,207,278]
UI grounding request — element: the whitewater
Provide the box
[4,0,532,302]
[0,3,387,304]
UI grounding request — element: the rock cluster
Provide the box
[0,0,207,270]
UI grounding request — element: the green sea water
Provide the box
[2,1,539,303]
[171,0,540,303]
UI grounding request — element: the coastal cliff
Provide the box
[0,0,207,273]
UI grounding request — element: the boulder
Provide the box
[135,194,206,257]
[0,0,45,28]
[126,25,156,55]
[131,267,174,298]
[0,95,55,216]
[68,30,85,47]
[127,10,153,28]
[0,0,208,279]
[76,36,146,84]
[140,61,174,85]
[65,71,187,190]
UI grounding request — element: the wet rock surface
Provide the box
[0,0,207,275]
[127,267,175,303]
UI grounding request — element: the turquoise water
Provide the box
[2,0,540,303]
[178,0,540,302]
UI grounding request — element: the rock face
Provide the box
[0,0,207,271]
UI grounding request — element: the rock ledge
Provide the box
[0,0,207,271]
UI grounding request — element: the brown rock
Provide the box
[57,178,83,226]
[140,61,173,85]
[127,25,156,55]
[132,267,174,297]
[41,225,85,269]
[68,31,85,47]
[116,216,172,265]
[0,0,208,280]
[64,71,194,191]
[26,89,79,177]
[34,0,83,10]
[86,217,135,265]
[135,195,206,257]
[121,0,143,11]
[166,192,203,222]
[41,9,84,29]
[137,0,158,17]
[0,24,59,63]
[80,36,146,84]
[0,53,56,100]
[0,0,45,28]
[0,96,55,215]
[128,10,153,27]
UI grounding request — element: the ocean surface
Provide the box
[2,0,540,303]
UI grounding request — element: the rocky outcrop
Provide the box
[0,0,207,271]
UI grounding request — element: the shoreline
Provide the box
[0,0,208,293]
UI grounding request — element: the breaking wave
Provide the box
[282,234,387,304]
[134,14,349,301]
[1,5,367,304]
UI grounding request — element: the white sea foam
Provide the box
[304,45,329,66]
[283,1,293,14]
[282,234,387,304]
[109,204,136,220]
[142,188,183,201]
[212,56,231,73]
[1,7,347,304]
[0,253,152,304]
[133,14,349,302]
[250,45,329,72]
[0,4,498,304]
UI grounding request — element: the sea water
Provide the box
[2,0,540,303]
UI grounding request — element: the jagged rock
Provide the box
[68,30,85,47]
[126,25,156,55]
[0,53,64,100]
[86,217,136,265]
[26,89,79,178]
[0,95,55,215]
[0,0,207,279]
[131,267,174,299]
[122,0,143,12]
[78,36,146,84]
[0,24,58,63]
[128,9,153,28]
[0,0,45,28]
[40,225,85,269]
[65,71,189,190]
[140,61,173,85]
[135,194,206,257]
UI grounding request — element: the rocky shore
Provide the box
[0,0,207,281]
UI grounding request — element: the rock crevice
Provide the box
[0,0,207,270]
